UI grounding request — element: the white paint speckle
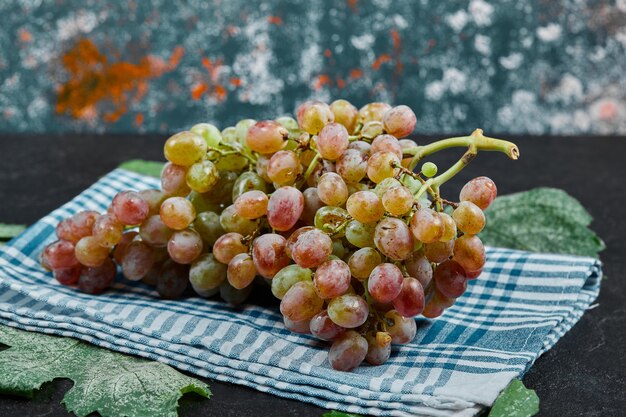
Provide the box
[392,14,408,29]
[474,35,491,55]
[446,10,469,33]
[350,34,375,50]
[443,68,467,94]
[425,81,444,101]
[537,24,562,42]
[499,53,524,70]
[469,0,494,27]
[56,11,98,41]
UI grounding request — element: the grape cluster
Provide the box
[41,99,510,371]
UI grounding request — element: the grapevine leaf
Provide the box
[0,224,26,241]
[481,188,605,257]
[0,325,210,417]
[488,379,539,417]
[323,411,363,417]
[119,159,165,177]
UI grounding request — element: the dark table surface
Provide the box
[0,134,624,417]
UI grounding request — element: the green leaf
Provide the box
[488,379,539,417]
[119,159,165,177]
[481,187,605,257]
[0,325,210,417]
[0,223,26,241]
[323,411,363,417]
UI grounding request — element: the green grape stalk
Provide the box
[40,99,519,371]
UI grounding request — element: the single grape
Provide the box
[246,120,288,154]
[368,263,404,303]
[421,162,437,177]
[452,201,486,235]
[405,252,433,287]
[330,99,358,133]
[160,197,196,231]
[157,260,189,299]
[267,187,304,232]
[332,239,347,259]
[374,177,402,199]
[459,176,497,210]
[360,121,384,139]
[255,155,272,183]
[373,217,413,261]
[296,100,334,135]
[142,262,161,286]
[434,259,468,298]
[78,258,116,294]
[190,122,222,147]
[424,240,455,263]
[275,116,301,136]
[453,234,486,272]
[371,134,402,160]
[232,171,268,201]
[358,102,391,124]
[161,163,191,197]
[221,126,238,144]
[112,231,138,264]
[384,310,416,344]
[267,150,302,185]
[365,331,392,366]
[348,247,381,280]
[309,310,346,341]
[317,172,348,206]
[227,253,256,289]
[209,170,239,205]
[75,236,110,267]
[285,226,315,258]
[54,265,81,286]
[213,232,247,264]
[393,277,425,317]
[234,190,268,220]
[345,220,376,248]
[466,267,483,280]
[167,228,203,264]
[193,211,224,246]
[163,131,208,166]
[55,210,99,244]
[316,122,349,160]
[383,105,417,138]
[215,154,248,172]
[188,191,221,214]
[410,208,444,243]
[300,187,326,224]
[291,229,333,268]
[121,241,154,281]
[189,253,227,292]
[111,191,149,226]
[139,215,173,247]
[348,140,371,155]
[186,160,219,193]
[235,118,257,145]
[382,185,414,216]
[346,191,384,224]
[219,204,258,236]
[251,233,290,278]
[327,294,369,328]
[314,259,351,299]
[367,151,401,183]
[336,149,367,183]
[280,281,324,322]
[346,182,369,196]
[439,212,457,242]
[43,240,78,270]
[314,206,350,236]
[271,264,312,299]
[139,189,167,216]
[328,330,368,371]
[283,316,311,334]
[219,282,248,305]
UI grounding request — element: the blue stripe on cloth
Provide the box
[0,168,602,417]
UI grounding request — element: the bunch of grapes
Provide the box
[41,99,517,371]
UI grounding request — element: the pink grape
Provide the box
[327,294,369,328]
[317,172,348,206]
[255,154,272,182]
[213,232,247,264]
[78,258,116,294]
[330,99,358,133]
[167,228,203,264]
[382,185,413,216]
[314,259,351,299]
[252,233,290,278]
[43,240,78,270]
[285,226,315,258]
[92,214,124,248]
[452,201,486,235]
[267,150,302,185]
[385,310,416,344]
[111,191,149,226]
[54,266,81,286]
[382,105,417,138]
[374,217,413,261]
[424,240,455,263]
[283,316,312,334]
[336,149,367,183]
[161,163,191,197]
[348,140,371,155]
[453,234,486,272]
[459,176,497,210]
[365,331,392,366]
[139,189,166,216]
[139,215,173,247]
[410,208,444,243]
[434,260,468,298]
[227,253,257,289]
[316,122,349,160]
[280,281,324,322]
[348,247,382,280]
[346,191,384,224]
[234,190,269,220]
[371,134,402,160]
[296,100,334,135]
[392,277,425,317]
[267,186,304,231]
[121,241,154,281]
[405,252,433,287]
[328,330,368,371]
[75,236,110,267]
[291,228,332,268]
[246,120,288,154]
[56,210,99,244]
[309,310,345,341]
[160,197,196,231]
[368,263,403,303]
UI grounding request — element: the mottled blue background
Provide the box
[1,0,625,134]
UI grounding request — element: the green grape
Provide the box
[400,174,421,194]
[186,160,219,193]
[232,171,268,201]
[215,154,248,172]
[360,121,384,139]
[271,264,312,299]
[190,253,227,292]
[330,99,358,134]
[348,247,381,280]
[235,119,256,145]
[220,204,258,236]
[188,191,222,214]
[345,220,376,248]
[163,131,208,166]
[314,206,350,236]
[221,126,238,145]
[358,102,391,124]
[374,177,402,198]
[422,162,438,177]
[193,211,224,246]
[296,101,334,135]
[367,151,400,183]
[190,123,222,147]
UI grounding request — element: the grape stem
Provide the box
[301,152,322,185]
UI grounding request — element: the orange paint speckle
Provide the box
[372,54,391,70]
[599,100,618,120]
[313,74,332,90]
[230,77,243,87]
[336,78,346,89]
[191,83,209,101]
[349,69,363,79]
[391,29,401,50]
[267,15,283,25]
[347,0,358,12]
[324,48,332,58]
[18,29,33,43]
[193,57,235,102]
[134,113,144,126]
[56,39,184,122]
